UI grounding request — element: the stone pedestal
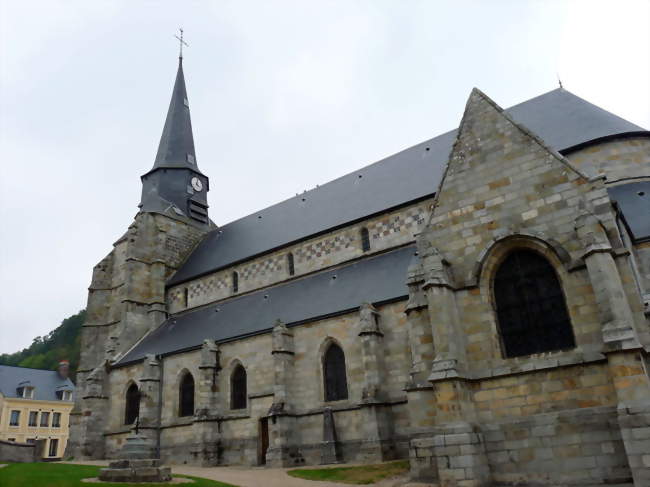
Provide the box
[98,434,172,483]
[99,459,171,483]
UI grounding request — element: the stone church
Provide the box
[66,56,650,486]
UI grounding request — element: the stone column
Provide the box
[357,303,394,462]
[266,320,299,467]
[193,339,221,466]
[138,354,161,449]
[421,239,491,486]
[576,210,650,485]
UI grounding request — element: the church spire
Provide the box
[152,57,199,170]
[140,53,210,226]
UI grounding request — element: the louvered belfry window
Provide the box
[231,365,247,410]
[124,383,140,425]
[323,344,348,401]
[179,372,195,417]
[494,250,575,358]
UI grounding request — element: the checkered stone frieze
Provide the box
[371,208,425,239]
[188,276,227,299]
[295,234,355,262]
[241,255,285,280]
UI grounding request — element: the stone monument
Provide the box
[98,418,172,482]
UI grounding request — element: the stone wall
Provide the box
[104,300,414,466]
[565,136,650,184]
[0,439,45,463]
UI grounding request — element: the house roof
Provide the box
[118,245,415,365]
[168,88,646,286]
[0,365,75,402]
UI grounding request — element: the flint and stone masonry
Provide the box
[67,56,650,487]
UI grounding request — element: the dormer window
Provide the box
[56,389,72,401]
[18,386,34,399]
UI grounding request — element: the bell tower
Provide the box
[140,56,210,225]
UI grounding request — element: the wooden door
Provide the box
[259,417,269,465]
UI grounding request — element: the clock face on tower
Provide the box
[191,177,203,192]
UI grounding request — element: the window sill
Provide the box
[468,348,606,381]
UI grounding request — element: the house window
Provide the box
[360,227,370,252]
[287,253,295,276]
[26,438,35,444]
[29,411,38,427]
[7,438,15,442]
[323,343,348,401]
[183,288,189,307]
[124,383,140,425]
[52,413,61,428]
[494,249,575,358]
[179,372,195,417]
[40,412,50,427]
[48,438,59,457]
[232,271,239,293]
[230,365,247,410]
[9,410,20,426]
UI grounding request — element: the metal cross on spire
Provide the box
[174,28,189,59]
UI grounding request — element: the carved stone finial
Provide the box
[358,302,382,336]
[575,205,611,255]
[272,319,294,354]
[419,243,453,289]
[200,339,219,368]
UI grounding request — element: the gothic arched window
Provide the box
[232,272,239,293]
[124,383,140,425]
[231,365,247,410]
[360,228,370,252]
[494,250,575,358]
[323,343,348,401]
[178,372,195,417]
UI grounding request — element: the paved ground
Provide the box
[66,461,425,487]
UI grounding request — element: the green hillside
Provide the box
[0,309,86,381]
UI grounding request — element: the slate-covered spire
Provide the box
[140,57,210,226]
[153,58,199,171]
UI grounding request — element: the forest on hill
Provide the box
[0,309,86,381]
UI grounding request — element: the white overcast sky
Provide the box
[0,0,648,354]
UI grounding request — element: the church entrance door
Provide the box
[258,417,269,465]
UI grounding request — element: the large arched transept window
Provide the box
[494,249,575,358]
[124,383,140,425]
[323,343,348,401]
[178,372,195,417]
[230,364,247,410]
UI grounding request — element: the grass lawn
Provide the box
[287,460,409,485]
[0,463,237,487]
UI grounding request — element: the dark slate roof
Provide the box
[609,181,650,242]
[0,365,75,402]
[149,58,202,175]
[169,88,646,286]
[118,246,415,364]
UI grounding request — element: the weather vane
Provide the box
[174,28,189,59]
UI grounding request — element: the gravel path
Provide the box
[65,461,425,487]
